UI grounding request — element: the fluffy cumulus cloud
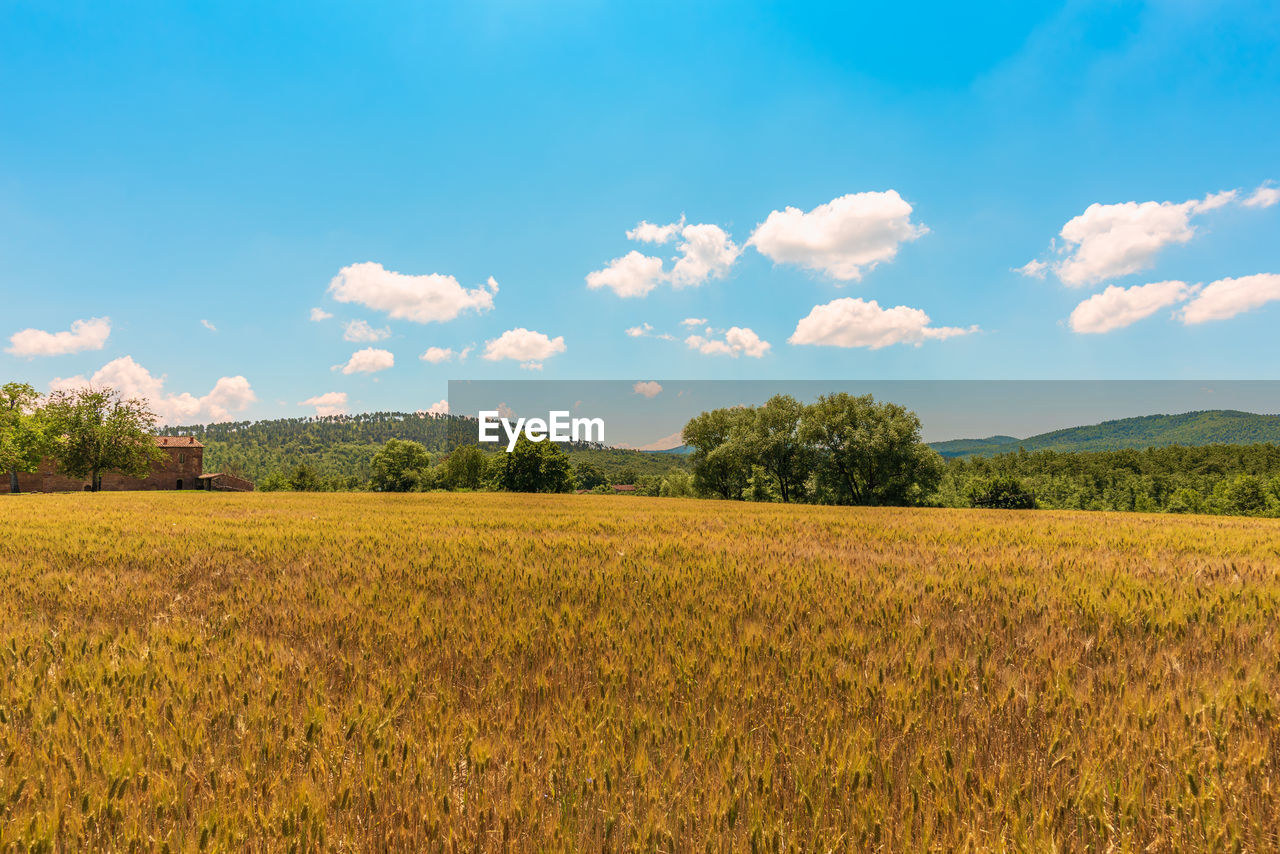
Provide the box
[789,298,976,350]
[309,307,333,321]
[50,356,256,423]
[300,392,347,416]
[1024,184,1275,287]
[747,190,928,281]
[328,262,497,323]
[680,317,707,327]
[587,221,741,297]
[419,399,449,416]
[343,319,391,342]
[7,316,111,357]
[335,347,395,375]
[1068,281,1197,334]
[1179,274,1280,324]
[633,380,662,398]
[587,251,667,298]
[200,319,217,333]
[685,326,771,358]
[669,224,740,286]
[482,328,565,369]
[419,346,454,363]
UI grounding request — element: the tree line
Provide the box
[937,444,1280,516]
[8,377,1280,516]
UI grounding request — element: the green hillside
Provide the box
[931,410,1280,458]
[159,412,688,484]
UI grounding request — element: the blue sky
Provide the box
[2,0,1279,424]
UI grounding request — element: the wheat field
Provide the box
[2,492,1279,852]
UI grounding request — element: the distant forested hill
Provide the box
[159,412,688,484]
[931,410,1280,458]
[159,412,472,483]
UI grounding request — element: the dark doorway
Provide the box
[176,479,183,490]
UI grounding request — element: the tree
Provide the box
[43,387,162,491]
[682,407,754,499]
[494,437,573,493]
[573,461,606,491]
[801,393,942,506]
[1165,487,1204,515]
[440,445,491,490]
[968,476,1036,509]
[1223,474,1269,516]
[370,439,432,492]
[288,463,323,492]
[1,382,46,493]
[745,394,814,503]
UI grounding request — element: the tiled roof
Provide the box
[155,436,203,448]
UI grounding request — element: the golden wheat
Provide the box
[1,493,1279,852]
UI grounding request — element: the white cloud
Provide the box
[419,399,449,416]
[685,326,771,358]
[747,190,928,281]
[200,319,217,333]
[7,316,111,357]
[680,317,708,327]
[633,380,662,398]
[1244,184,1280,209]
[1028,186,1273,287]
[635,430,685,451]
[1068,280,1196,334]
[201,376,256,421]
[586,250,667,298]
[669,224,741,287]
[49,355,256,423]
[328,262,497,323]
[342,319,391,342]
[624,322,675,341]
[1179,274,1280,324]
[309,307,333,321]
[789,297,976,349]
[1052,199,1200,287]
[626,218,684,243]
[1015,259,1048,279]
[335,347,395,375]
[300,391,348,416]
[419,346,454,363]
[587,220,742,297]
[482,328,565,368]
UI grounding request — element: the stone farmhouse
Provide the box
[1,436,253,493]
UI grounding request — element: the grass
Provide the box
[2,492,1279,852]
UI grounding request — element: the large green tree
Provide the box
[682,406,754,499]
[370,438,433,492]
[1,382,46,494]
[43,387,162,491]
[440,445,491,490]
[745,394,815,503]
[494,437,572,493]
[800,392,943,506]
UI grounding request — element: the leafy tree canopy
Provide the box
[43,387,162,491]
